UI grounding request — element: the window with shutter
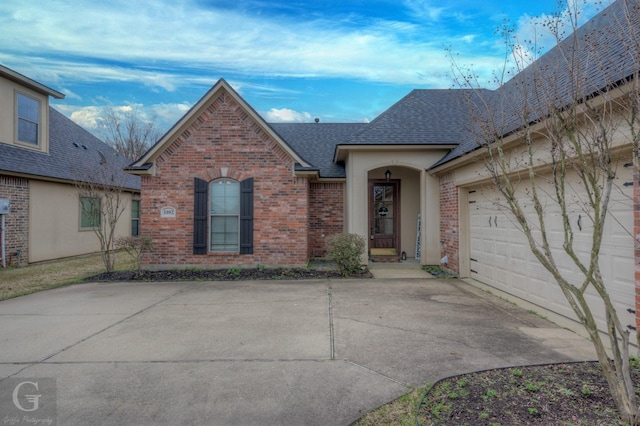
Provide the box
[240,178,254,254]
[193,177,254,255]
[193,178,208,254]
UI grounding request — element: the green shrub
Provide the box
[327,233,366,277]
[226,267,241,276]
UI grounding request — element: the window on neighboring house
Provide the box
[80,196,101,229]
[131,200,140,236]
[17,93,40,145]
[209,178,240,251]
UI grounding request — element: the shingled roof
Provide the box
[347,89,481,146]
[0,107,140,191]
[268,89,479,178]
[432,0,640,168]
[269,122,366,178]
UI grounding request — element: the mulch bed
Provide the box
[86,267,371,282]
[417,361,640,425]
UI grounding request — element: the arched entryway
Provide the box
[368,166,420,262]
[340,148,447,266]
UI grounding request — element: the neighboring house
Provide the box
[127,0,638,334]
[0,65,140,265]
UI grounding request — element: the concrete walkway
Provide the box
[0,278,595,425]
[368,260,433,279]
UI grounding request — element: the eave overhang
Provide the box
[0,64,65,99]
[333,144,458,163]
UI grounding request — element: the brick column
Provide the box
[439,172,459,273]
[0,175,29,266]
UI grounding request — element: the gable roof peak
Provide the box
[128,78,310,173]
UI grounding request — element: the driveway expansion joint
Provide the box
[2,287,188,381]
[344,359,410,387]
[328,285,335,360]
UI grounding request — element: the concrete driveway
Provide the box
[0,278,595,425]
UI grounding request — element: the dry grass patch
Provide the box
[0,251,136,300]
[353,387,425,426]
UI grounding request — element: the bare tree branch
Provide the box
[450,0,640,422]
[100,106,161,161]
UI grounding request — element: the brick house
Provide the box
[128,0,639,335]
[0,64,140,265]
[127,80,462,268]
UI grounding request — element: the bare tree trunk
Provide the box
[75,164,128,273]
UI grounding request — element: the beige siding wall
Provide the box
[29,180,134,262]
[344,149,447,264]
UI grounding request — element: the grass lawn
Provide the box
[354,387,425,425]
[0,251,136,300]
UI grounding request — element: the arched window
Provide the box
[209,178,239,251]
[193,177,253,255]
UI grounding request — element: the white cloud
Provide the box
[264,108,313,123]
[403,0,445,21]
[512,0,614,62]
[0,0,478,90]
[460,34,476,43]
[151,102,192,122]
[1,0,613,126]
[54,101,191,136]
[67,106,104,130]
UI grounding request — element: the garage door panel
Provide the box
[527,276,555,308]
[548,285,576,318]
[467,173,634,334]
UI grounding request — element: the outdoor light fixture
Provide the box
[385,169,391,181]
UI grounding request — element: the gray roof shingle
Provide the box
[348,89,482,146]
[0,107,140,191]
[433,0,640,168]
[270,122,366,178]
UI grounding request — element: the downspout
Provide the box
[0,199,10,268]
[1,214,5,268]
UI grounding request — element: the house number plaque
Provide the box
[160,206,176,218]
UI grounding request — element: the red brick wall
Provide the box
[308,182,344,258]
[0,175,29,266]
[141,91,309,268]
[439,172,459,272]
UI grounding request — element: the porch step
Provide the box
[370,248,397,256]
[370,255,400,263]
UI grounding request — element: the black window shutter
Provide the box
[240,178,254,254]
[193,178,208,255]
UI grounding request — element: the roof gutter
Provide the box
[334,143,458,163]
[0,65,65,99]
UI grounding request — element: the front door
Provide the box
[369,180,400,257]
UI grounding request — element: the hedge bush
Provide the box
[327,233,366,277]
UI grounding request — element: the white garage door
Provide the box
[468,166,636,333]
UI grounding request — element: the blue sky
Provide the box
[0,0,610,136]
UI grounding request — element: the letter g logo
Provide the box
[12,381,41,412]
